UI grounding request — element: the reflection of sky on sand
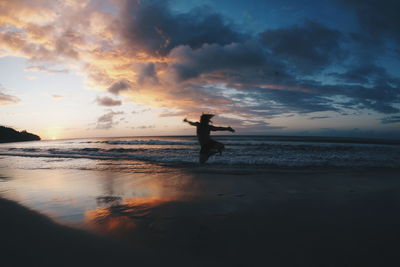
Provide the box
[0,156,195,228]
[85,196,176,237]
[0,154,294,243]
[3,153,400,266]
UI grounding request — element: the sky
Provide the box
[0,0,399,140]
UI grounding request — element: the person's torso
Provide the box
[196,124,211,145]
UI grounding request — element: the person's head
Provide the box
[200,114,214,124]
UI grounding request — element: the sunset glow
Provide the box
[1,0,399,139]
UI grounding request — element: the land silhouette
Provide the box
[0,126,40,143]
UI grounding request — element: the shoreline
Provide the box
[2,153,400,171]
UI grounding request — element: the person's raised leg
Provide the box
[214,142,224,155]
[199,153,209,164]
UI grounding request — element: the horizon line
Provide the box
[37,134,400,143]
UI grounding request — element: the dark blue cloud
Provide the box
[248,88,340,116]
[169,41,269,81]
[309,116,331,120]
[330,63,387,84]
[123,0,243,56]
[326,63,400,114]
[119,0,400,127]
[336,0,400,43]
[381,115,400,124]
[260,20,345,74]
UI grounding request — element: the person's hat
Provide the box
[200,113,214,123]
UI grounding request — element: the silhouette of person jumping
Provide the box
[184,114,235,163]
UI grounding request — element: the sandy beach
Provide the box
[2,0,400,265]
[2,165,400,266]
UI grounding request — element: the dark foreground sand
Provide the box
[0,197,156,266]
[2,168,400,266]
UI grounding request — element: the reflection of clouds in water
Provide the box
[0,156,197,227]
[85,196,175,237]
[96,196,122,206]
[86,171,196,237]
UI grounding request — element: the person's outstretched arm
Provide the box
[210,125,235,132]
[183,118,199,126]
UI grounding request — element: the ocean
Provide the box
[0,135,399,170]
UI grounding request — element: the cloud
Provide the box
[25,65,69,74]
[328,77,400,114]
[132,125,155,129]
[0,92,20,105]
[0,0,57,25]
[51,94,64,99]
[132,108,151,114]
[0,0,116,64]
[260,20,344,74]
[250,87,340,115]
[96,110,124,129]
[121,0,243,56]
[207,115,286,133]
[158,110,186,117]
[107,80,132,95]
[0,85,20,105]
[335,0,400,43]
[137,63,159,85]
[381,115,400,124]
[168,41,268,81]
[96,96,122,106]
[330,63,387,84]
[309,116,331,120]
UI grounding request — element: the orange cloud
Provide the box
[0,0,311,127]
[0,91,20,105]
[0,0,57,25]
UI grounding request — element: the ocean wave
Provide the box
[79,148,101,152]
[0,149,399,168]
[103,140,197,145]
[1,137,399,168]
[7,148,39,152]
[0,151,196,163]
[84,139,400,149]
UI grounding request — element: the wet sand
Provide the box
[2,168,400,266]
